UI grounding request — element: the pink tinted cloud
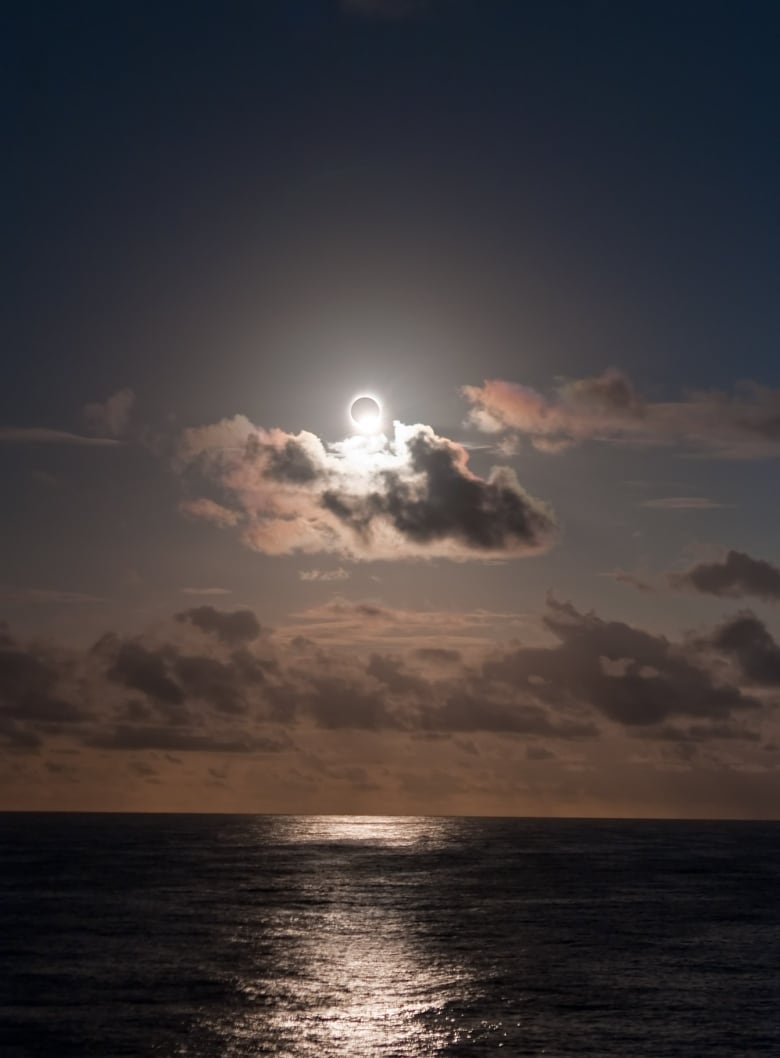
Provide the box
[179,498,242,528]
[175,417,557,561]
[463,371,780,458]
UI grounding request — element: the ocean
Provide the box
[1,814,778,1057]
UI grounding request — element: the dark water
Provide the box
[1,815,778,1057]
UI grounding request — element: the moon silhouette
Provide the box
[350,395,382,431]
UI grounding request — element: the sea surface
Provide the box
[1,815,778,1057]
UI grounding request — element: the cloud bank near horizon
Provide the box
[3,595,778,816]
[1,598,774,756]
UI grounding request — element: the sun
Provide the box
[349,395,382,433]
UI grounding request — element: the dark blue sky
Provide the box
[6,0,780,430]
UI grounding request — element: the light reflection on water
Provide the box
[216,816,477,1056]
[279,813,452,847]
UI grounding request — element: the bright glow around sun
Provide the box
[350,394,382,433]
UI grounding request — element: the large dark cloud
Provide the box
[706,612,780,685]
[97,626,273,729]
[421,687,598,738]
[303,676,396,730]
[0,630,89,736]
[671,550,780,601]
[173,655,249,715]
[322,429,555,554]
[175,606,261,644]
[367,653,428,696]
[105,640,184,706]
[177,418,556,560]
[485,597,760,728]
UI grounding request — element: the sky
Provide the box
[3,0,780,817]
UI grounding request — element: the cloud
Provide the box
[2,598,776,786]
[484,596,761,728]
[705,612,780,685]
[180,587,232,597]
[86,726,276,754]
[172,654,252,715]
[281,598,535,653]
[421,687,599,738]
[414,647,462,663]
[105,640,185,707]
[95,623,274,726]
[463,371,780,458]
[179,498,241,528]
[299,568,351,582]
[83,388,135,438]
[0,630,90,736]
[367,652,428,696]
[177,418,556,561]
[671,550,780,601]
[526,744,555,761]
[637,721,762,744]
[174,606,261,645]
[603,571,655,593]
[0,428,120,446]
[301,675,397,730]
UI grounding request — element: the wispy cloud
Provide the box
[299,568,351,582]
[180,587,232,597]
[179,497,241,528]
[2,388,135,446]
[640,497,728,510]
[602,570,655,593]
[0,428,120,446]
[279,597,537,652]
